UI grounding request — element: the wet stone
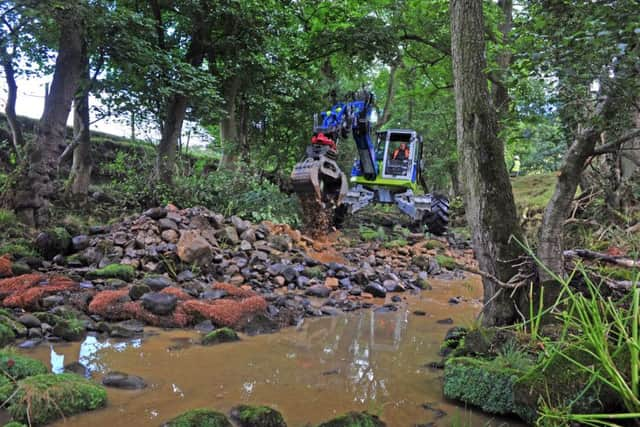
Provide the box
[306,285,331,298]
[202,289,227,300]
[18,339,42,349]
[436,318,454,325]
[143,275,173,291]
[18,314,41,328]
[364,282,387,298]
[141,292,178,315]
[102,371,147,390]
[129,283,151,300]
[110,320,144,338]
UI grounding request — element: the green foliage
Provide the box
[8,373,107,425]
[231,405,287,427]
[201,328,239,346]
[0,323,15,347]
[358,226,386,241]
[164,409,232,427]
[382,239,407,249]
[88,264,135,281]
[435,254,458,270]
[0,209,17,229]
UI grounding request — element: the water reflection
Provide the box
[49,335,143,376]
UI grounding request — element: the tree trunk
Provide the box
[537,94,618,282]
[11,12,84,227]
[450,0,524,326]
[218,75,242,170]
[68,40,92,203]
[155,23,206,184]
[375,63,398,130]
[1,49,25,158]
[491,0,513,118]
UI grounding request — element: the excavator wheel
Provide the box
[423,194,449,236]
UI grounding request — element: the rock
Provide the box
[230,405,287,427]
[364,283,386,298]
[28,328,43,339]
[282,265,299,283]
[89,225,109,235]
[448,297,461,304]
[202,289,227,300]
[140,292,177,315]
[194,320,215,334]
[201,327,239,345]
[143,275,173,291]
[110,320,144,338]
[18,314,41,329]
[268,234,292,252]
[240,240,253,251]
[240,228,256,243]
[349,287,362,296]
[443,357,526,416]
[71,235,91,252]
[238,314,279,336]
[231,216,250,234]
[325,277,339,290]
[177,230,213,265]
[129,283,151,300]
[42,295,64,308]
[383,279,404,292]
[34,228,72,259]
[176,270,195,282]
[64,361,88,377]
[8,373,107,425]
[158,218,178,231]
[391,295,402,302]
[163,409,232,427]
[217,226,240,245]
[18,339,41,349]
[52,319,85,341]
[161,229,179,243]
[413,310,427,316]
[102,371,147,390]
[317,411,386,427]
[143,207,167,220]
[11,262,32,275]
[305,285,331,298]
[437,318,454,325]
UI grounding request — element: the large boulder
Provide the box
[230,405,287,427]
[8,373,107,425]
[162,409,232,427]
[317,412,386,427]
[34,228,72,259]
[102,371,147,390]
[201,327,240,345]
[177,231,213,265]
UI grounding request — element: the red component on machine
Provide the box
[311,133,337,150]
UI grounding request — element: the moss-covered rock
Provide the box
[52,318,85,341]
[0,350,48,380]
[3,422,27,427]
[317,411,386,427]
[513,345,627,424]
[230,405,287,427]
[34,227,72,259]
[303,266,326,279]
[0,322,15,347]
[456,327,519,357]
[0,315,27,338]
[87,264,135,281]
[435,254,458,270]
[201,328,240,345]
[443,357,525,416]
[163,409,232,427]
[0,374,14,402]
[8,373,107,426]
[32,312,63,326]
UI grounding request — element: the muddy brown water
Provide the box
[17,277,524,426]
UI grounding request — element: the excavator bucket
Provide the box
[291,154,348,234]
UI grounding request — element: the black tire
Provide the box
[424,195,449,235]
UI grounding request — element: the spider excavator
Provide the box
[290,90,449,235]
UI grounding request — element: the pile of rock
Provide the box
[0,205,456,344]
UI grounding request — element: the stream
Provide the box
[17,277,524,426]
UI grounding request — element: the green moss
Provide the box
[0,350,48,380]
[303,266,326,279]
[88,263,135,281]
[9,373,107,425]
[411,255,429,269]
[164,409,232,427]
[358,226,386,241]
[597,265,634,281]
[201,328,239,345]
[52,318,85,341]
[32,312,63,326]
[0,323,15,347]
[443,357,526,416]
[0,315,26,337]
[0,372,14,401]
[513,344,627,424]
[435,254,458,270]
[0,209,17,228]
[3,422,27,427]
[230,405,286,427]
[0,240,37,258]
[382,239,407,249]
[317,411,386,427]
[424,240,445,250]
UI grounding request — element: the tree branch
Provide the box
[592,128,640,155]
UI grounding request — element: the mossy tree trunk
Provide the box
[450,0,524,326]
[68,37,92,203]
[10,7,85,227]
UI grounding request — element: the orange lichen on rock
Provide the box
[211,282,256,298]
[180,294,267,328]
[0,255,12,278]
[88,289,131,320]
[0,274,45,299]
[3,276,77,309]
[160,287,193,301]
